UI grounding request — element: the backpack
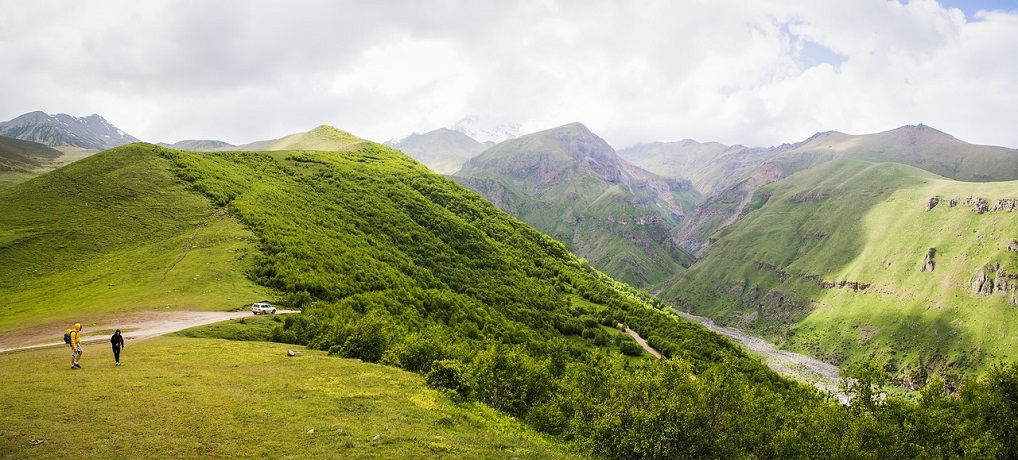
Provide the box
[64,329,72,344]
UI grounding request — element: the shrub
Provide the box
[426,359,472,402]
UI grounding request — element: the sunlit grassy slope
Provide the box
[0,144,269,334]
[663,158,1018,382]
[0,336,576,459]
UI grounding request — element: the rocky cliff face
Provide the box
[672,162,784,256]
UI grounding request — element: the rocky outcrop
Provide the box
[971,262,1018,305]
[756,262,870,291]
[964,196,989,214]
[921,248,936,272]
[926,196,1017,214]
[992,199,1018,212]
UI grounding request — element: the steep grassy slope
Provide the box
[662,158,1018,384]
[454,123,700,289]
[0,144,269,335]
[0,336,575,459]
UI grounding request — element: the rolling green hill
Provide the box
[5,129,1018,458]
[453,123,700,289]
[662,158,1018,385]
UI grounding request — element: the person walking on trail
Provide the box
[69,323,83,369]
[111,329,125,366]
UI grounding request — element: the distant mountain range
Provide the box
[451,116,522,145]
[156,139,236,151]
[0,111,140,150]
[386,128,486,174]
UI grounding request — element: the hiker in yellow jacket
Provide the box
[69,323,83,369]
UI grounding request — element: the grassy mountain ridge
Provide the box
[662,158,1018,384]
[454,122,700,289]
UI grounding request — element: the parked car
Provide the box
[251,302,276,315]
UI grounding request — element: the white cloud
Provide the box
[0,0,1016,149]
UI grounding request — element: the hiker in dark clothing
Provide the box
[111,329,125,366]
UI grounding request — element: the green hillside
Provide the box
[454,123,700,289]
[662,158,1018,384]
[5,134,1018,458]
[0,145,268,336]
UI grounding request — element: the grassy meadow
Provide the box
[0,334,578,459]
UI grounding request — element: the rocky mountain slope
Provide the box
[0,111,140,150]
[618,139,778,196]
[454,122,700,289]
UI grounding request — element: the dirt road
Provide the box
[0,310,299,354]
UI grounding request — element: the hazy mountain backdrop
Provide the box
[386,128,487,174]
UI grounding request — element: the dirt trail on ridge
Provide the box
[0,310,299,354]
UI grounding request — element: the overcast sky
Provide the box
[2,0,1016,149]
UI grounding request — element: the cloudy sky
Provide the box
[2,0,1016,149]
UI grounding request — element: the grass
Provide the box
[0,336,582,459]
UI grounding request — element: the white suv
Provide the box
[251,302,277,315]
